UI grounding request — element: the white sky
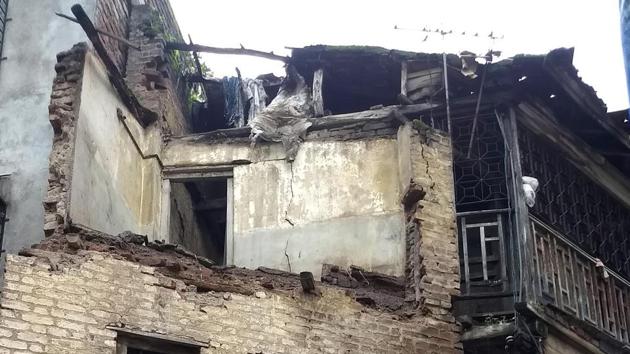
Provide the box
[171,0,629,112]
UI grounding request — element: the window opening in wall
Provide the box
[459,212,508,295]
[168,176,232,265]
[112,326,203,354]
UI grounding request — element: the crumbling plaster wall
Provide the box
[68,51,162,239]
[0,0,96,253]
[0,252,462,353]
[233,139,405,278]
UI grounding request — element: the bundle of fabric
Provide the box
[249,65,313,161]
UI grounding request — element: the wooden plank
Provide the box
[312,68,324,117]
[506,107,536,301]
[225,178,234,266]
[400,61,408,95]
[462,217,471,294]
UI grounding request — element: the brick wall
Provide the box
[409,129,461,347]
[0,252,461,353]
[44,43,88,237]
[95,0,131,73]
[125,3,190,136]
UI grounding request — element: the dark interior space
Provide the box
[128,348,162,354]
[188,73,282,134]
[190,79,226,133]
[292,46,403,114]
[171,178,227,265]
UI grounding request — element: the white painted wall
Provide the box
[70,53,162,239]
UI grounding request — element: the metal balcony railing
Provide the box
[531,216,630,343]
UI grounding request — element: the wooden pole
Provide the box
[165,41,289,63]
[55,12,141,50]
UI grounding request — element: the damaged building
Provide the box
[0,0,629,353]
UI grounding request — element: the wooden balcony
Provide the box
[531,216,630,344]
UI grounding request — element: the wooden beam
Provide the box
[505,107,537,302]
[165,42,289,63]
[70,5,157,126]
[312,68,324,117]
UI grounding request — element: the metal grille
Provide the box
[520,127,630,280]
[452,113,509,211]
[0,0,7,61]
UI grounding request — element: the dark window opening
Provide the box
[169,178,229,265]
[128,349,162,354]
[113,327,202,354]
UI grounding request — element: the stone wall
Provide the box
[0,252,462,353]
[44,43,88,237]
[95,0,131,73]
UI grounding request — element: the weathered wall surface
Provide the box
[0,0,95,253]
[0,252,462,353]
[69,52,162,238]
[233,139,405,278]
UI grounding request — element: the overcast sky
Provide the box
[171,0,629,112]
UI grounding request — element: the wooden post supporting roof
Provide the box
[312,69,324,117]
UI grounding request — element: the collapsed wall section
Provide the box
[409,128,460,332]
[0,252,462,353]
[44,43,88,237]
